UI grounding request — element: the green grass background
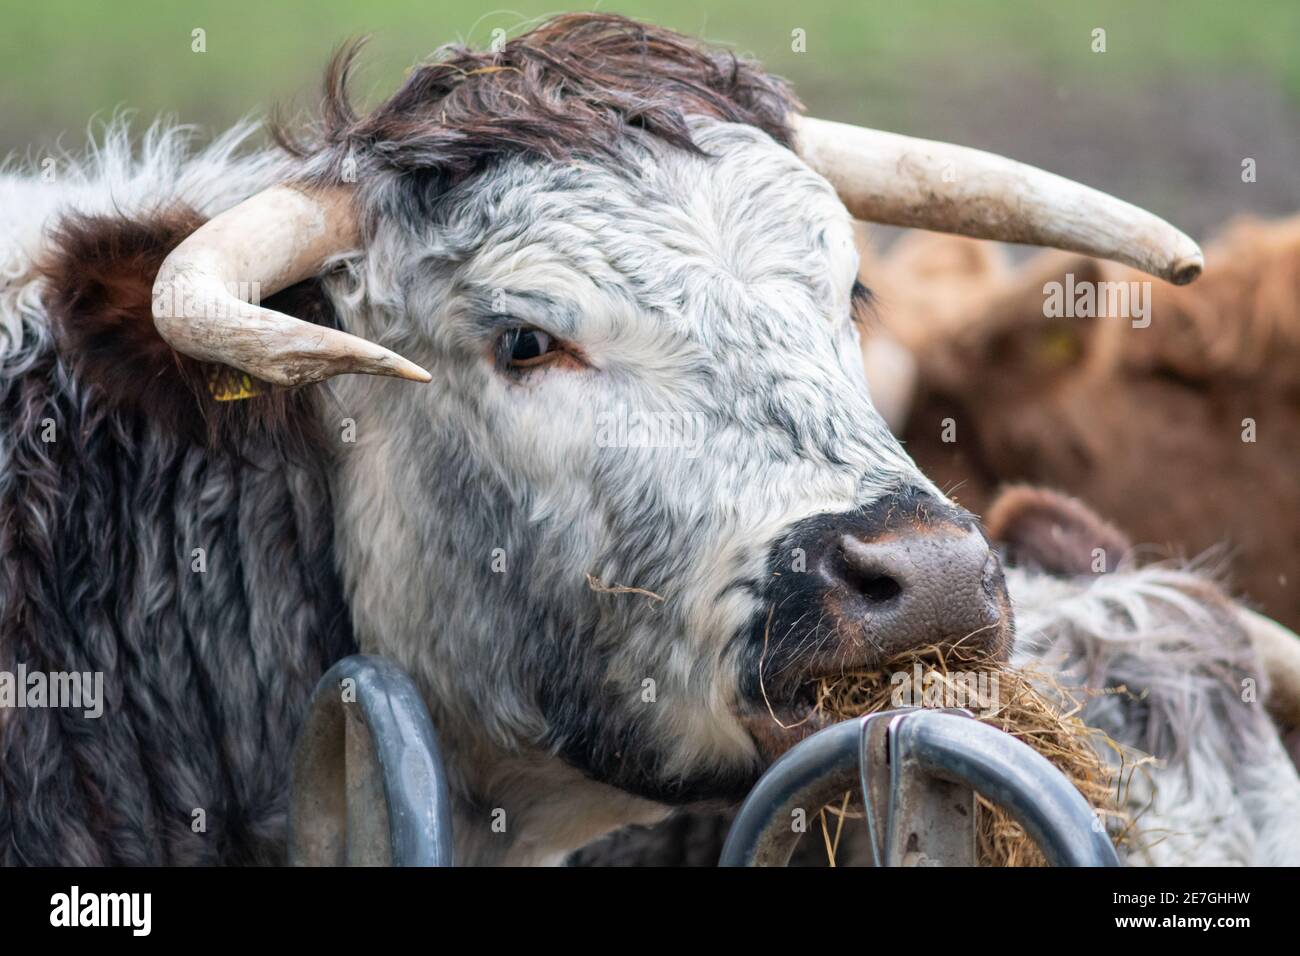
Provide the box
[3,0,1296,152]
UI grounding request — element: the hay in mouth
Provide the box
[808,644,1138,867]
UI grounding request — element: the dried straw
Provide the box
[812,644,1135,867]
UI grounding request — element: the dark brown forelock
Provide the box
[278,13,800,188]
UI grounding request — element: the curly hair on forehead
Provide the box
[277,13,800,190]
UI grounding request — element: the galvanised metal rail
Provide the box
[288,656,1118,867]
[719,709,1119,867]
[289,655,455,866]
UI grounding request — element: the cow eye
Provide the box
[499,327,557,368]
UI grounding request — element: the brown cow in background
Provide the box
[863,216,1300,631]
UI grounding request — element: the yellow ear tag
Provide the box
[207,367,266,402]
[1039,328,1082,368]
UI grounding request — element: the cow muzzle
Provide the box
[740,488,1014,760]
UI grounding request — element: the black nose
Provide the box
[753,488,1012,690]
[833,522,1003,658]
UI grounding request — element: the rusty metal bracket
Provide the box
[719,709,1119,867]
[289,655,455,866]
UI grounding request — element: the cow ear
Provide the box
[984,485,1131,576]
[40,206,331,451]
[41,205,207,414]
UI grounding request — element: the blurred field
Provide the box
[3,1,1298,233]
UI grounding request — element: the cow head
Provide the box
[140,15,1201,863]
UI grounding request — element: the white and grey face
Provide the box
[328,121,1012,809]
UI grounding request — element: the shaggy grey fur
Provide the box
[0,125,355,864]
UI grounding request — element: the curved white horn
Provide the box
[152,185,431,388]
[793,115,1204,286]
[1237,608,1300,727]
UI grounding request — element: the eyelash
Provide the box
[499,327,555,367]
[849,280,872,326]
[493,325,585,376]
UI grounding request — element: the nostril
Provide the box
[837,538,905,604]
[846,567,902,603]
